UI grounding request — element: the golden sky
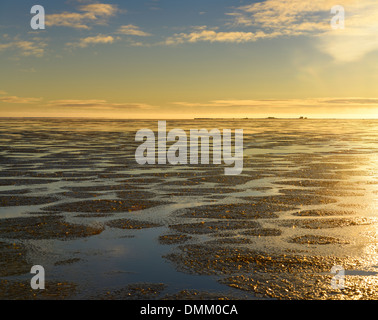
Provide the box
[0,0,377,119]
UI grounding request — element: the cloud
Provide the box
[165,26,275,45]
[174,99,295,108]
[164,0,378,63]
[47,99,156,110]
[164,0,333,46]
[0,93,157,110]
[116,25,151,37]
[0,94,42,104]
[320,98,378,105]
[174,98,378,109]
[67,25,152,49]
[46,3,119,29]
[230,0,331,30]
[316,1,378,62]
[67,34,117,48]
[164,0,332,46]
[0,38,47,57]
[79,3,118,17]
[228,0,378,62]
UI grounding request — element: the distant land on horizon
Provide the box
[0,117,377,120]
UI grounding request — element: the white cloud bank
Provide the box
[166,0,378,63]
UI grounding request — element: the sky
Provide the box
[0,0,378,119]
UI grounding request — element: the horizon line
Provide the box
[0,116,377,120]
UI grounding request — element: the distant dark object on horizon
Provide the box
[193,116,310,120]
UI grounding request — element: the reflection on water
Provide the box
[0,118,377,299]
